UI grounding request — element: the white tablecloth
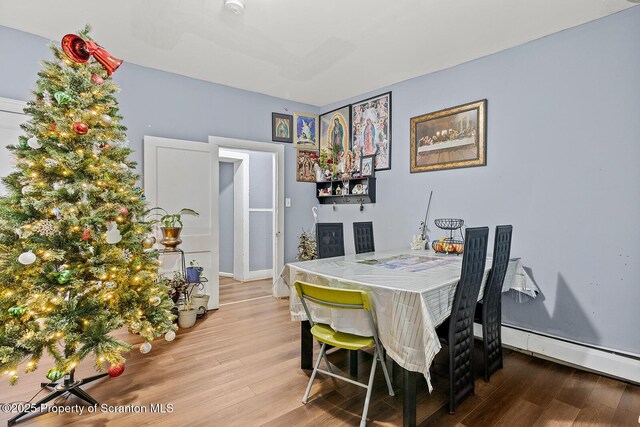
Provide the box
[278,249,538,391]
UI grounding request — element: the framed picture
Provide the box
[293,112,319,149]
[296,149,319,183]
[272,113,293,143]
[319,105,351,163]
[410,99,486,173]
[360,155,375,177]
[351,91,391,171]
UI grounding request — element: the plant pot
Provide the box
[160,227,182,251]
[178,309,197,328]
[186,266,203,283]
[190,294,210,317]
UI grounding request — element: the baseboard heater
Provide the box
[474,323,640,385]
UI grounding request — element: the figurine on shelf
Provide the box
[318,188,331,197]
[335,185,342,195]
[314,162,325,182]
[352,183,368,195]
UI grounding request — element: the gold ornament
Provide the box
[141,236,156,249]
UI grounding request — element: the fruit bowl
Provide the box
[432,238,464,255]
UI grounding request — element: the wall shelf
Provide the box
[316,177,376,205]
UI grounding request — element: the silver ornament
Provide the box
[18,251,37,265]
[139,342,152,354]
[99,114,113,126]
[27,137,41,149]
[164,330,176,342]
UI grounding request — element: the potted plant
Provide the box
[186,259,203,283]
[147,207,199,251]
[177,298,198,329]
[190,293,210,317]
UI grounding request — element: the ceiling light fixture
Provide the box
[224,0,245,15]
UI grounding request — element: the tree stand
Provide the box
[8,369,108,426]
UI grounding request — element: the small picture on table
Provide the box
[360,155,375,177]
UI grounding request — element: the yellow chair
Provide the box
[294,281,394,427]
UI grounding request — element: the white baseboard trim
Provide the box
[219,272,234,278]
[247,269,273,281]
[474,323,640,384]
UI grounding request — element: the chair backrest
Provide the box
[316,223,345,259]
[294,281,371,311]
[353,221,375,254]
[447,226,489,408]
[483,225,512,324]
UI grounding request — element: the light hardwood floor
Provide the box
[1,278,638,426]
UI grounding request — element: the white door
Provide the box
[144,136,219,309]
[0,98,28,195]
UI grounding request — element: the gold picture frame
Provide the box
[410,99,486,173]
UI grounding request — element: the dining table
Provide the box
[279,248,538,427]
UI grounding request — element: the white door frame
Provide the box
[219,149,250,281]
[209,136,285,287]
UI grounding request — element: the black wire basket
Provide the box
[434,218,464,230]
[432,238,464,255]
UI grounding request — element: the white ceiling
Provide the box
[0,1,636,106]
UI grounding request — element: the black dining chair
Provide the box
[353,221,375,254]
[316,223,345,259]
[435,226,489,414]
[475,225,513,382]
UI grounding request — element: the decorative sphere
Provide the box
[119,207,129,217]
[164,330,176,342]
[105,281,117,289]
[46,368,64,382]
[54,91,71,105]
[130,322,141,333]
[141,236,156,249]
[108,363,125,378]
[18,251,37,265]
[91,74,105,85]
[140,342,152,354]
[73,122,89,135]
[150,295,162,307]
[99,114,113,126]
[27,137,41,149]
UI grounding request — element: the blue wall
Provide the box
[0,26,319,263]
[319,7,640,355]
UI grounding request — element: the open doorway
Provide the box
[210,136,285,301]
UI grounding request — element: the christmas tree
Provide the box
[0,27,175,387]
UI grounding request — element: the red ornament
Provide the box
[73,122,89,135]
[61,34,123,75]
[91,74,105,85]
[108,363,125,378]
[81,228,91,241]
[327,158,333,164]
[118,207,129,217]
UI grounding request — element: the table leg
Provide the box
[301,321,313,370]
[402,367,417,427]
[349,350,358,376]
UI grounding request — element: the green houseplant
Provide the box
[147,207,199,251]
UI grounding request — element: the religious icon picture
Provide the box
[360,155,375,177]
[410,99,486,173]
[272,112,293,143]
[351,92,391,171]
[319,105,351,165]
[293,112,319,149]
[296,149,319,183]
